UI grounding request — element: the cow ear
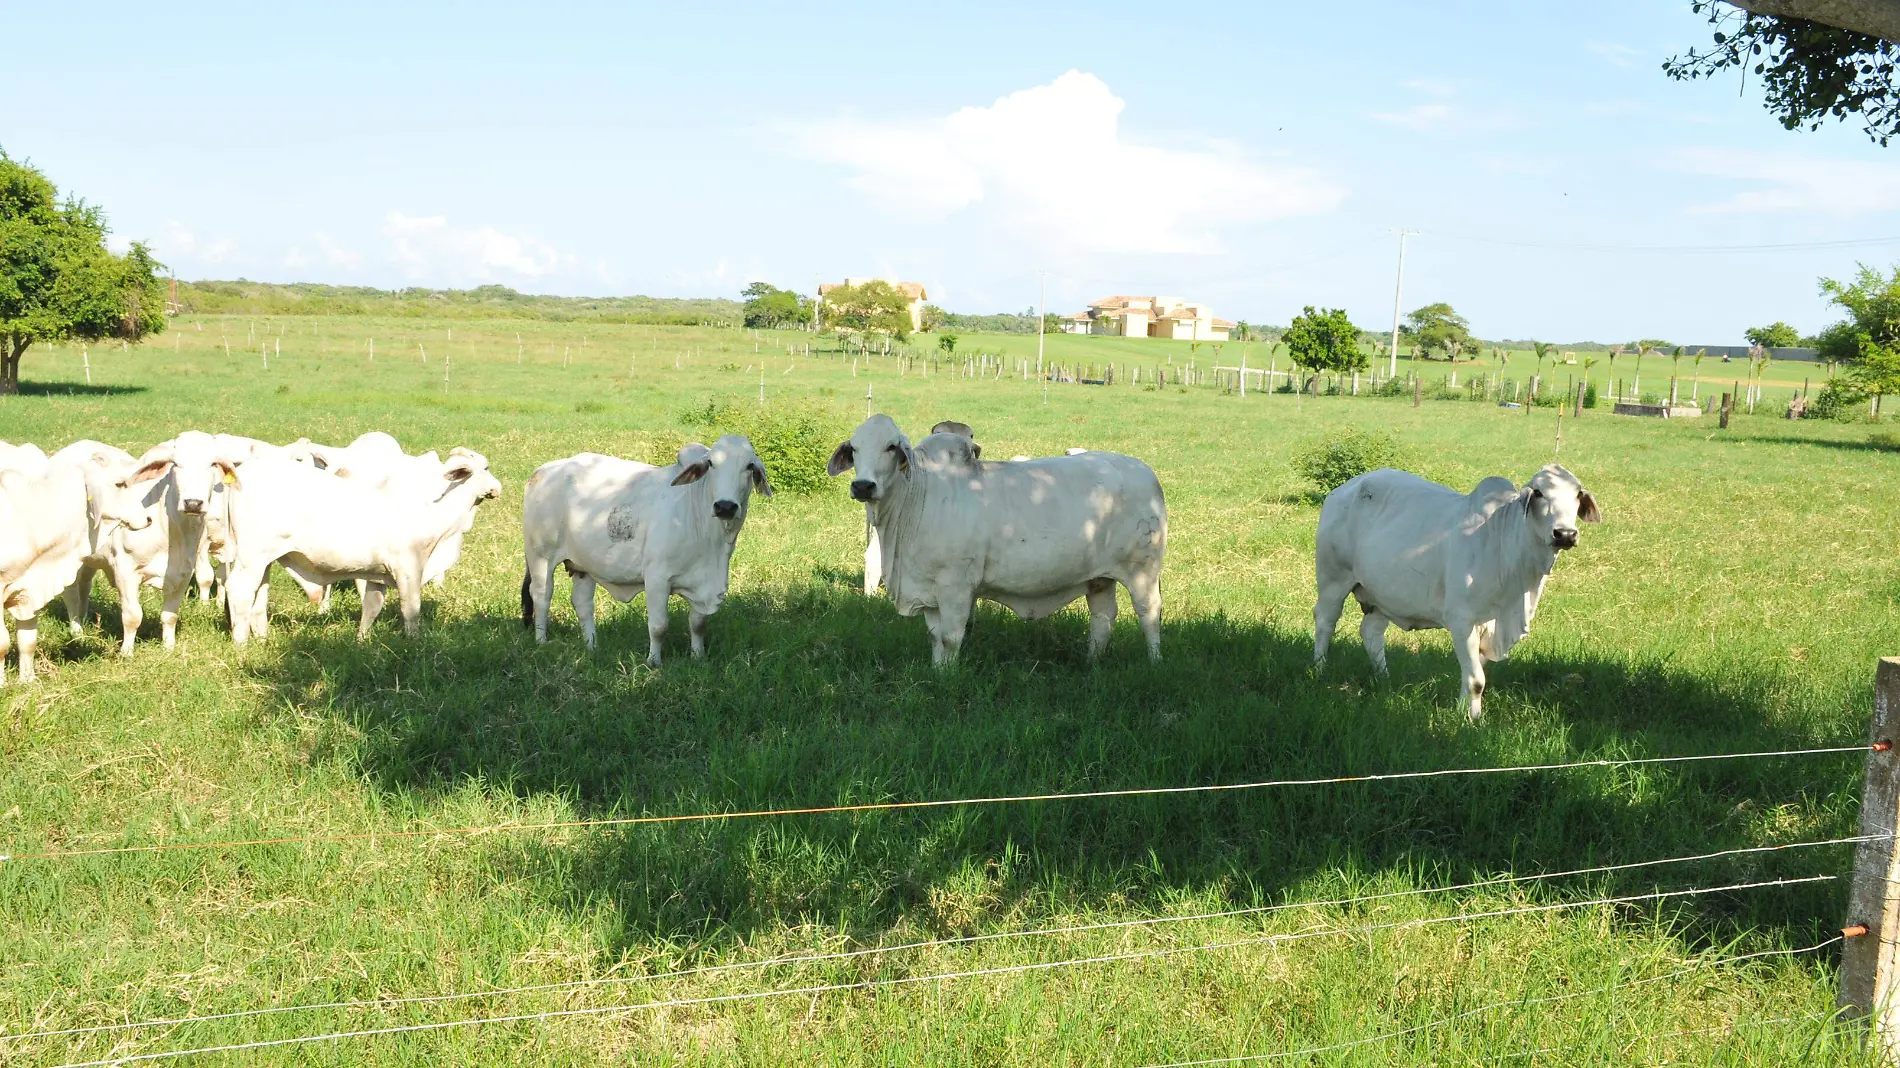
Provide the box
[827,442,855,477]
[131,458,173,483]
[970,443,982,460]
[214,459,242,490]
[889,441,910,472]
[1578,490,1602,523]
[748,461,773,498]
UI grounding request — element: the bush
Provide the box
[1582,383,1598,409]
[677,397,845,494]
[1292,428,1403,495]
[1808,381,1859,421]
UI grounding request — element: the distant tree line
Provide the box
[178,280,742,325]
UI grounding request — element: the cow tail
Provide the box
[519,568,534,631]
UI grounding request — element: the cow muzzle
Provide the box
[850,479,877,501]
[1552,528,1578,550]
[712,499,739,520]
[181,498,206,515]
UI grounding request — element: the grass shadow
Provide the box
[12,381,150,397]
[246,581,1858,960]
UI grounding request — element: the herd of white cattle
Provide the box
[0,413,1599,721]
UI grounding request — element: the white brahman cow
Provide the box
[863,420,977,595]
[221,447,501,642]
[521,436,771,666]
[829,414,1166,665]
[124,431,255,647]
[1,448,154,683]
[55,441,174,655]
[1313,464,1601,722]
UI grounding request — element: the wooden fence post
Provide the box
[1719,392,1732,429]
[1842,657,1900,1059]
[1413,372,1421,408]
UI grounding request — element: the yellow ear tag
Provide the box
[222,471,237,485]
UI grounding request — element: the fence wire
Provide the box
[38,876,1833,1068]
[3,743,1875,864]
[6,834,1871,1046]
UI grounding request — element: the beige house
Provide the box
[818,277,929,333]
[1068,295,1232,341]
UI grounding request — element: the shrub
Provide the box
[1582,382,1598,409]
[1292,428,1403,495]
[1808,381,1859,421]
[678,397,845,494]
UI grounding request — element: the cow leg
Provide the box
[1313,575,1354,667]
[688,606,710,659]
[1085,578,1117,660]
[527,558,557,643]
[393,571,423,638]
[643,582,670,667]
[114,559,144,657]
[0,619,9,685]
[571,572,599,650]
[934,596,972,665]
[64,563,97,637]
[863,514,882,594]
[358,582,386,640]
[1124,569,1162,662]
[194,542,216,601]
[16,615,39,683]
[1359,609,1390,677]
[1451,621,1487,723]
[160,559,193,650]
[250,566,273,640]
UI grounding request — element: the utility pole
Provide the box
[1388,229,1419,379]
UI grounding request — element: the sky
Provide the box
[6,0,1898,343]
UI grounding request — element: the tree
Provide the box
[1744,320,1802,348]
[1816,262,1900,413]
[1401,302,1473,361]
[1283,306,1366,376]
[1666,2,1900,144]
[920,304,946,332]
[0,152,166,394]
[938,333,957,355]
[818,280,912,341]
[740,282,812,330]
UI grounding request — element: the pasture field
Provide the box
[2,316,1897,1066]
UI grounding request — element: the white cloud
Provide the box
[316,233,361,270]
[1585,41,1640,67]
[1370,81,1516,135]
[794,70,1342,254]
[155,222,235,265]
[383,211,559,279]
[106,234,133,255]
[1676,149,1900,214]
[283,246,309,268]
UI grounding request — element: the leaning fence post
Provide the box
[1842,657,1900,1058]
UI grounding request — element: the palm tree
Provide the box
[1606,345,1624,400]
[1668,346,1685,405]
[1691,348,1706,404]
[1631,343,1649,400]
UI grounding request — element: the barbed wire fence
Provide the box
[5,658,1898,1065]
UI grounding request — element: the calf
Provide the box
[1313,464,1601,722]
[56,441,172,655]
[521,437,771,666]
[221,448,501,642]
[830,415,1165,664]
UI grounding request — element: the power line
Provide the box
[13,836,1870,1044]
[1427,231,1900,254]
[3,744,1874,864]
[39,876,1835,1068]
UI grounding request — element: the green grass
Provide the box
[2,316,1896,1065]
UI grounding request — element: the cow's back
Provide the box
[1317,468,1468,625]
[902,450,1164,606]
[523,453,673,573]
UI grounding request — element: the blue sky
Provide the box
[7,0,1897,342]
